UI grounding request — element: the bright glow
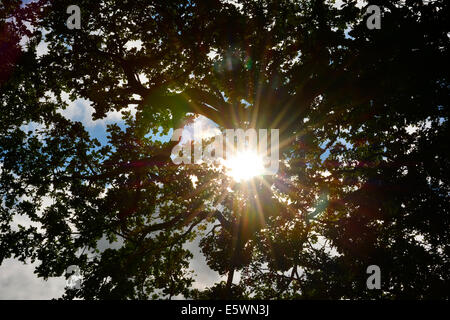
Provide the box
[224,151,265,182]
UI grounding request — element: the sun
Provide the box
[224,150,265,182]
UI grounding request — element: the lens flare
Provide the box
[224,151,265,182]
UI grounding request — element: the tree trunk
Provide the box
[225,267,235,299]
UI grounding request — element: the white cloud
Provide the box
[179,115,221,144]
[0,259,65,299]
[184,238,224,291]
[124,40,143,51]
[333,0,367,9]
[57,95,137,128]
[36,29,50,58]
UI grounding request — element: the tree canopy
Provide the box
[0,0,449,299]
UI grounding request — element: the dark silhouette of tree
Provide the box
[0,0,448,299]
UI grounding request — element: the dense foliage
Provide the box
[1,0,448,299]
